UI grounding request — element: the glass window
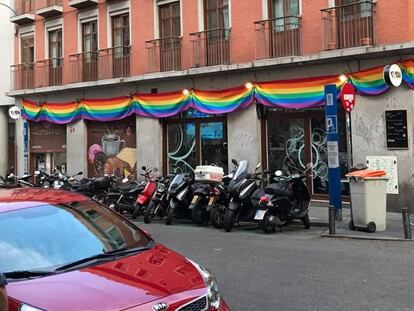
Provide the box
[0,201,152,273]
[168,123,197,174]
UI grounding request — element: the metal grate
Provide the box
[178,295,207,311]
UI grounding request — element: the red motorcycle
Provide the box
[132,166,158,219]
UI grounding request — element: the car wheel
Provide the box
[223,209,237,232]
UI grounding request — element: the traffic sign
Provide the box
[340,82,356,112]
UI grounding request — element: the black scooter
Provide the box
[165,169,194,225]
[222,160,265,232]
[255,167,311,233]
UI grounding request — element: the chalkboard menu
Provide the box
[385,110,408,149]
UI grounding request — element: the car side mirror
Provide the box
[275,170,283,177]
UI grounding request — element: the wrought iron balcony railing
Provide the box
[146,37,182,73]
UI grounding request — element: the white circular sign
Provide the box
[8,106,21,120]
[384,64,403,87]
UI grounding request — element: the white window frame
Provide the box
[18,26,35,64]
[197,0,232,31]
[44,18,63,59]
[107,0,131,48]
[153,0,183,39]
[77,9,99,53]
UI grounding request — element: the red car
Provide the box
[0,188,230,311]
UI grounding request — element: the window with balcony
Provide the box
[191,0,230,67]
[11,35,34,90]
[147,1,182,73]
[99,13,130,79]
[321,0,375,50]
[255,0,301,60]
[37,29,63,87]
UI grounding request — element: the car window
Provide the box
[0,201,152,273]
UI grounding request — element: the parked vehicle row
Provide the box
[0,160,312,234]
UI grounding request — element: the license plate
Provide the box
[254,210,266,220]
[208,196,215,206]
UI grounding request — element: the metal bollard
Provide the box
[329,205,336,235]
[402,208,412,240]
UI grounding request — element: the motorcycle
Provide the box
[143,176,170,224]
[132,166,159,219]
[35,170,83,189]
[223,160,265,232]
[255,167,311,233]
[71,175,113,203]
[189,165,230,226]
[165,169,194,225]
[106,176,146,214]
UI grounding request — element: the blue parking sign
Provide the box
[326,115,337,134]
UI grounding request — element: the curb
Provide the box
[320,232,414,242]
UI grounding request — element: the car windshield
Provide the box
[0,200,152,274]
[233,160,249,181]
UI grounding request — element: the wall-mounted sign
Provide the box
[383,64,403,87]
[8,106,21,120]
[385,110,408,149]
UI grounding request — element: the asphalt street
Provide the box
[136,219,414,311]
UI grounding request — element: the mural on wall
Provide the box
[88,118,137,177]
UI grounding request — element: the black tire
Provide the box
[131,203,142,220]
[367,222,376,233]
[303,214,311,229]
[210,206,225,229]
[165,207,174,225]
[260,211,276,233]
[223,209,237,232]
[348,220,355,231]
[191,202,206,225]
[144,201,157,224]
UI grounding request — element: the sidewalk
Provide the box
[309,203,413,241]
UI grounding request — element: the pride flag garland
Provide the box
[22,60,414,124]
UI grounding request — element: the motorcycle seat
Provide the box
[265,184,294,198]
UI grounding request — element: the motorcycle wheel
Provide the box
[132,202,142,220]
[165,207,174,225]
[210,205,225,229]
[191,202,206,225]
[144,201,157,224]
[223,209,237,232]
[260,211,276,234]
[302,214,311,229]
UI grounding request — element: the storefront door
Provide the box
[265,108,349,198]
[29,122,67,175]
[164,110,228,174]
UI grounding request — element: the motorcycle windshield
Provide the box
[169,174,184,191]
[232,160,249,182]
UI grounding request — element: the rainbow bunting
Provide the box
[21,59,414,124]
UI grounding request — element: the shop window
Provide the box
[165,108,228,174]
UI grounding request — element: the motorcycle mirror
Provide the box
[275,170,283,177]
[77,171,83,176]
[141,166,147,171]
[255,163,262,171]
[231,159,238,166]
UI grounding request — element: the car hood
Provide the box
[7,243,205,311]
